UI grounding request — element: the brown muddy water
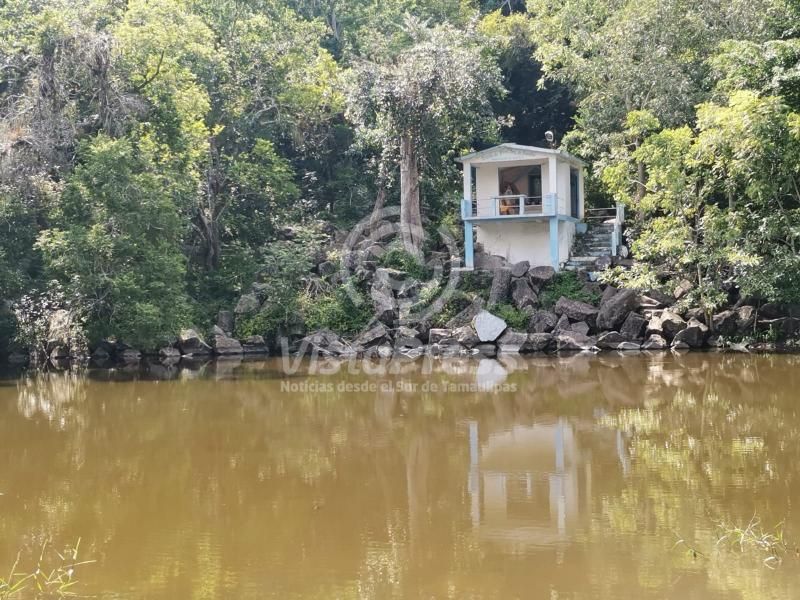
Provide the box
[1,352,800,599]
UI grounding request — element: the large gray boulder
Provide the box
[242,335,269,354]
[527,310,558,334]
[555,332,596,352]
[510,260,530,278]
[511,278,538,310]
[643,288,674,308]
[642,334,669,350]
[454,325,480,349]
[672,318,709,348]
[712,310,738,336]
[354,323,389,348]
[570,321,591,336]
[596,331,627,349]
[553,314,571,333]
[371,281,397,325]
[178,329,213,355]
[600,286,617,305]
[394,327,423,349]
[497,329,528,353]
[234,293,260,316]
[554,297,598,327]
[528,266,556,290]
[488,267,512,306]
[596,288,638,331]
[524,332,554,352]
[648,310,686,340]
[660,311,688,339]
[620,312,647,340]
[472,310,508,342]
[216,310,235,336]
[210,326,243,355]
[474,252,508,271]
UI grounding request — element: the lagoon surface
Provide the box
[2,353,800,599]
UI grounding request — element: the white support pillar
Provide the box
[578,167,586,219]
[548,156,559,215]
[462,162,474,269]
[462,161,472,206]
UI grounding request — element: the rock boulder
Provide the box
[497,330,528,353]
[596,288,638,331]
[672,318,709,348]
[620,312,647,340]
[510,261,530,278]
[554,297,598,327]
[472,310,508,342]
[488,267,512,306]
[528,266,556,290]
[511,278,538,310]
[178,329,213,355]
[527,310,558,334]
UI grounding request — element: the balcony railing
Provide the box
[462,194,556,219]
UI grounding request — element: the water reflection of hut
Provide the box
[467,419,593,549]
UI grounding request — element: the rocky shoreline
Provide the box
[5,258,800,367]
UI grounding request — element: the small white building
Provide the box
[457,144,589,270]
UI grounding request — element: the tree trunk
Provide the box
[399,134,423,257]
[370,185,386,228]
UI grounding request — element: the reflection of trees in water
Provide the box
[15,370,87,425]
[592,353,800,599]
[1,354,800,598]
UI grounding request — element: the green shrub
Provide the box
[492,303,529,330]
[458,270,492,300]
[539,272,600,308]
[300,284,372,336]
[378,246,430,281]
[235,299,303,341]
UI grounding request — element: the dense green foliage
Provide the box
[0,0,798,350]
[492,303,528,330]
[300,285,373,335]
[378,246,431,281]
[539,272,601,308]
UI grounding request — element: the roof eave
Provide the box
[457,143,586,167]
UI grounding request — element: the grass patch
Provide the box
[492,303,529,330]
[300,284,373,336]
[539,272,600,308]
[378,246,431,281]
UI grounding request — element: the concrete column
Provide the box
[462,161,474,269]
[549,216,559,271]
[548,156,558,213]
[464,220,474,269]
[462,161,472,205]
[578,167,585,219]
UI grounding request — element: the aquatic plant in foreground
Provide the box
[0,539,94,598]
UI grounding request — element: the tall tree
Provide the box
[346,17,503,254]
